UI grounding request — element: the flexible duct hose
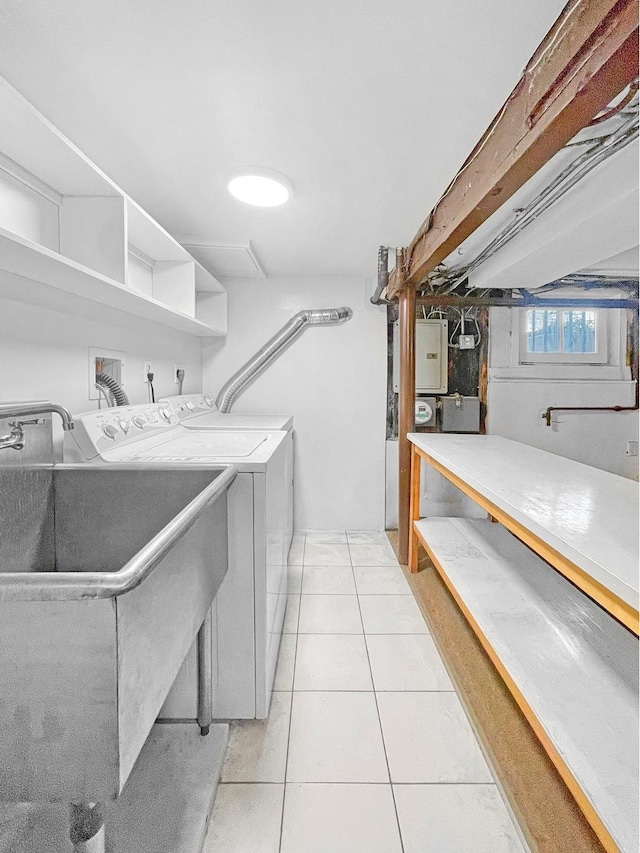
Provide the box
[95,372,129,407]
[215,307,353,412]
[371,246,391,305]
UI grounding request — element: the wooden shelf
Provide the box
[0,228,225,337]
[415,516,638,853]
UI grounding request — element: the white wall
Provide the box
[202,276,387,531]
[487,308,638,479]
[0,285,203,452]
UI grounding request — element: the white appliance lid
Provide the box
[137,432,268,458]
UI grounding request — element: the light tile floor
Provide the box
[203,530,528,853]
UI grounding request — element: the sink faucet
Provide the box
[0,402,74,452]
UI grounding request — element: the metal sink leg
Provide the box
[69,802,105,853]
[197,608,213,736]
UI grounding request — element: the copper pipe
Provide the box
[397,275,416,564]
[543,378,639,426]
[542,402,638,426]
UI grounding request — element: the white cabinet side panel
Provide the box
[213,473,256,718]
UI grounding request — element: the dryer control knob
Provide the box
[132,416,146,429]
[102,424,118,440]
[204,396,214,407]
[186,401,196,411]
[160,408,171,422]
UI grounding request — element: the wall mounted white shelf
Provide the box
[0,76,226,337]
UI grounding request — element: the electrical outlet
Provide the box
[174,363,185,384]
[459,335,475,350]
[143,360,153,383]
[626,440,638,457]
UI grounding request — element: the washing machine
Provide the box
[64,402,293,720]
[160,393,293,432]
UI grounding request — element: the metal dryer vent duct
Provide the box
[215,307,353,412]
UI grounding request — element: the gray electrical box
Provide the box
[393,320,448,394]
[441,395,480,433]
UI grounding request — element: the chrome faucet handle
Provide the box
[9,418,46,428]
[0,427,24,451]
[0,419,47,452]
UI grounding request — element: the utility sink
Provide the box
[0,464,236,804]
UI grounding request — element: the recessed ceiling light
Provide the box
[227,168,293,207]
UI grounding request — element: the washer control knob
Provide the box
[102,424,118,440]
[186,401,196,411]
[204,396,214,407]
[132,416,146,429]
[160,407,171,422]
[119,419,130,434]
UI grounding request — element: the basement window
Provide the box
[519,308,607,364]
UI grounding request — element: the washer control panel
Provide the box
[65,403,181,460]
[160,394,216,422]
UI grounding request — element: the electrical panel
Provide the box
[393,320,448,394]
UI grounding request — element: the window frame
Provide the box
[518,306,608,365]
[486,305,631,383]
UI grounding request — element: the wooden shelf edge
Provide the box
[0,228,226,338]
[411,445,639,634]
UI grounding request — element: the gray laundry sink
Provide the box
[0,464,236,804]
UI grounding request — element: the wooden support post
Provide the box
[397,277,416,565]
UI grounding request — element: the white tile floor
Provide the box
[203,530,528,853]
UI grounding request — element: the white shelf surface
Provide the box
[415,517,638,853]
[0,227,225,337]
[409,433,639,610]
[0,74,226,333]
[0,76,121,197]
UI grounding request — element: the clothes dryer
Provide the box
[160,393,293,432]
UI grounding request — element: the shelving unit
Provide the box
[414,516,638,853]
[408,434,639,853]
[0,75,226,337]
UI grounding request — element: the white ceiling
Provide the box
[0,0,568,281]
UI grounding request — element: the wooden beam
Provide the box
[389,0,639,293]
[397,281,416,564]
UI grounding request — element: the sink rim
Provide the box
[0,463,237,601]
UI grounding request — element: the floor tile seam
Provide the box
[300,590,358,595]
[354,588,406,853]
[392,583,529,849]
[283,781,396,786]
[372,688,457,693]
[292,687,376,693]
[297,630,365,635]
[355,592,416,596]
[391,782,500,787]
[300,630,364,637]
[216,779,501,786]
[279,582,302,853]
[358,586,431,637]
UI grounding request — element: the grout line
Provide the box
[278,552,303,852]
[354,581,406,853]
[221,779,501,786]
